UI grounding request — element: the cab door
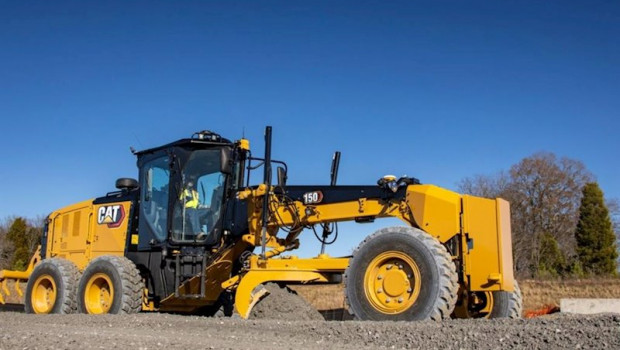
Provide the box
[137,153,171,250]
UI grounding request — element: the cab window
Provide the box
[172,149,225,242]
[140,155,170,242]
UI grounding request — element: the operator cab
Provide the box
[134,131,237,249]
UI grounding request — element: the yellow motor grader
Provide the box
[0,127,521,320]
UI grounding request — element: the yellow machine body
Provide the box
[223,183,515,315]
[0,199,133,305]
[0,129,516,320]
[45,199,131,269]
[407,186,514,292]
[0,183,514,313]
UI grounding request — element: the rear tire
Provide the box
[25,258,80,314]
[345,227,458,321]
[77,256,143,314]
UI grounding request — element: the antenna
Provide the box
[132,133,144,146]
[132,132,144,152]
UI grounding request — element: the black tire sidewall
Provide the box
[347,230,441,321]
[489,281,522,318]
[25,261,67,314]
[78,258,124,314]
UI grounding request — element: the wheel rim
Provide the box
[454,290,494,318]
[31,274,57,314]
[363,251,421,314]
[470,291,494,318]
[84,273,114,314]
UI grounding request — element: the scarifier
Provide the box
[0,126,522,320]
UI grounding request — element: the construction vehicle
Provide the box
[0,126,522,320]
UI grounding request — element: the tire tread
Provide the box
[489,280,523,319]
[79,255,143,314]
[25,258,80,314]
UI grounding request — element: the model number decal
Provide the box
[303,191,323,205]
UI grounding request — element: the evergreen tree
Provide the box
[575,183,618,276]
[6,217,30,271]
[538,233,566,277]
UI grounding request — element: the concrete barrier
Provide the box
[560,298,620,315]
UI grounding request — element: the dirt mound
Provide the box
[249,283,324,321]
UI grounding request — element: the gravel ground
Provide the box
[0,312,618,350]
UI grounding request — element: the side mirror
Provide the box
[220,148,233,174]
[116,178,139,190]
[277,166,287,187]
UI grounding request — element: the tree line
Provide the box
[0,216,43,271]
[459,152,618,278]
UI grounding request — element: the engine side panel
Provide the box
[47,200,94,270]
[46,199,131,270]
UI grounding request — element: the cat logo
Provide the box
[97,205,125,228]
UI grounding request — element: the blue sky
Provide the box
[1,1,618,257]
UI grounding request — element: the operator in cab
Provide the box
[179,175,208,239]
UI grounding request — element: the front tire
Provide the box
[453,281,523,319]
[345,227,458,321]
[25,258,80,314]
[489,281,522,318]
[77,256,143,314]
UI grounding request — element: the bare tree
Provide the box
[459,152,593,277]
[26,215,46,254]
[0,216,16,270]
[508,153,592,276]
[0,220,6,269]
[457,171,510,199]
[606,198,620,270]
[607,198,620,235]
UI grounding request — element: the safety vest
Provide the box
[181,188,199,208]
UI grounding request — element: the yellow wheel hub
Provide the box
[31,274,57,314]
[364,251,421,314]
[84,273,114,314]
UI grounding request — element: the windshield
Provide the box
[172,149,225,242]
